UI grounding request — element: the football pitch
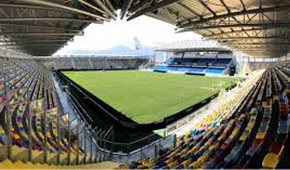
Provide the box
[63,70,241,124]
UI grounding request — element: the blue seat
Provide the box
[205,68,225,74]
[215,160,225,169]
[154,65,167,71]
[0,133,7,145]
[238,155,251,168]
[201,160,216,169]
[184,153,193,159]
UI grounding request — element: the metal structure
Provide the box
[127,0,290,58]
[1,0,290,57]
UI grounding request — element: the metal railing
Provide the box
[65,87,176,163]
[53,71,177,163]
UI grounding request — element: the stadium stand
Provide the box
[248,62,272,71]
[73,58,92,70]
[116,65,290,169]
[0,57,111,168]
[154,57,233,74]
[153,40,235,75]
[3,55,290,169]
[37,57,149,70]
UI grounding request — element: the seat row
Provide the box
[117,66,289,169]
[40,57,148,70]
[0,58,97,165]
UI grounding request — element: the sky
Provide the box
[55,15,202,55]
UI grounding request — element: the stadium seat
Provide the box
[262,153,280,169]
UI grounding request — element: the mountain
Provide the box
[69,45,152,56]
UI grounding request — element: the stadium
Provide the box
[0,0,289,169]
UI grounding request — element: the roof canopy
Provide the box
[1,0,290,57]
[134,0,290,58]
[155,40,232,53]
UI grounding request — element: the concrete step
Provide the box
[10,146,28,162]
[59,153,68,165]
[31,150,45,164]
[70,153,77,165]
[46,152,57,165]
[0,144,7,161]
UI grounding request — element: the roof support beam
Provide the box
[199,0,216,17]
[17,0,110,21]
[209,36,290,41]
[206,27,283,37]
[78,0,116,20]
[0,32,83,36]
[235,48,289,51]
[233,45,290,49]
[2,43,66,46]
[129,0,151,13]
[218,39,290,44]
[7,46,63,49]
[92,0,117,20]
[0,36,73,42]
[179,23,290,32]
[76,0,107,16]
[104,0,116,12]
[228,42,290,45]
[127,0,182,21]
[0,3,76,13]
[239,0,246,10]
[177,2,202,20]
[0,17,103,24]
[12,48,61,51]
[179,5,290,28]
[0,23,82,31]
[0,39,72,43]
[120,0,134,19]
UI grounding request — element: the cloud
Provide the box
[55,16,201,55]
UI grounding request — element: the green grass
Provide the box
[63,70,240,124]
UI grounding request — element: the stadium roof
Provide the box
[1,0,290,57]
[155,40,232,53]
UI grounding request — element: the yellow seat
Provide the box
[168,161,178,169]
[189,146,198,154]
[240,133,248,141]
[256,132,266,139]
[211,142,220,150]
[218,134,226,141]
[190,160,202,169]
[262,153,279,169]
[183,159,193,168]
[166,158,174,164]
[198,155,209,164]
[203,142,211,150]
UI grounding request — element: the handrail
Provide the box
[67,91,94,123]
